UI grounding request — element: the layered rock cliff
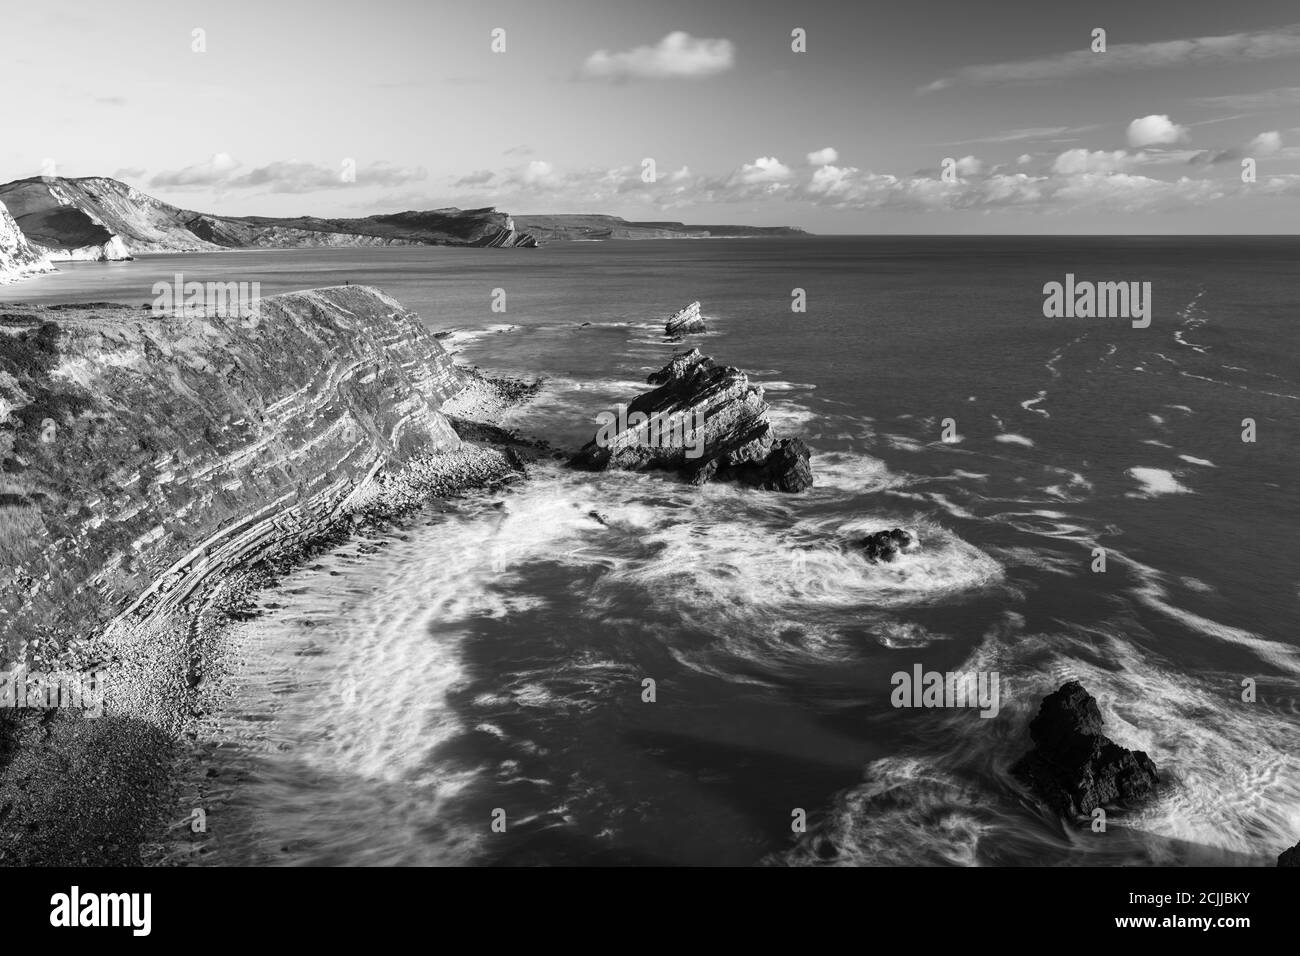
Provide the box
[0,286,465,659]
[0,199,53,282]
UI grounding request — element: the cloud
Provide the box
[1127,115,1190,147]
[1052,149,1139,175]
[112,166,146,180]
[149,156,427,192]
[454,169,495,187]
[1190,130,1284,165]
[580,31,734,80]
[503,144,534,156]
[731,156,793,185]
[149,152,241,187]
[1017,153,1034,165]
[943,125,1098,145]
[94,96,127,106]
[920,23,1300,92]
[806,147,839,166]
[1192,86,1300,111]
[1251,130,1283,155]
[445,138,1296,220]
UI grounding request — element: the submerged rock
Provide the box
[1280,843,1300,867]
[1012,681,1160,819]
[858,528,918,562]
[569,348,812,492]
[665,301,705,336]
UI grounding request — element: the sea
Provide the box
[4,237,1298,866]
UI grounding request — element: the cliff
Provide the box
[0,285,533,864]
[0,177,538,260]
[0,199,53,283]
[0,286,465,658]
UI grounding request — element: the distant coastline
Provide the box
[0,176,810,285]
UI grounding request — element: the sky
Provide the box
[6,0,1300,233]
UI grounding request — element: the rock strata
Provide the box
[1012,681,1160,819]
[569,348,812,492]
[665,301,705,336]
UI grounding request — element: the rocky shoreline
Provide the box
[0,287,541,864]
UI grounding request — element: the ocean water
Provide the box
[7,238,1299,866]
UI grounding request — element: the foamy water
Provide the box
[19,239,1296,866]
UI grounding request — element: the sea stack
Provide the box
[665,301,705,336]
[1012,681,1160,819]
[570,348,812,492]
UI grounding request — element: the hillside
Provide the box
[512,214,809,241]
[0,177,539,261]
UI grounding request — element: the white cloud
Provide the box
[1127,115,1189,147]
[921,23,1300,92]
[150,152,240,187]
[1250,130,1283,155]
[149,155,427,192]
[1052,149,1136,175]
[806,147,839,166]
[1193,86,1300,111]
[732,156,793,184]
[954,155,983,176]
[1017,153,1034,165]
[580,32,734,80]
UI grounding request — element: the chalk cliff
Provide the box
[0,199,53,283]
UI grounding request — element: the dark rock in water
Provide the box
[569,348,812,492]
[664,301,705,336]
[858,528,917,562]
[715,437,813,492]
[1280,842,1300,867]
[1012,681,1160,819]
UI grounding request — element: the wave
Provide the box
[775,620,1299,866]
[1126,466,1191,497]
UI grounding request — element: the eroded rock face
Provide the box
[0,285,464,659]
[569,348,812,492]
[0,198,52,283]
[858,528,918,562]
[665,301,705,336]
[1280,843,1300,866]
[1012,681,1160,819]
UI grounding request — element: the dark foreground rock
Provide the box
[569,348,813,492]
[1012,681,1160,819]
[1280,842,1300,866]
[858,528,918,562]
[665,301,705,336]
